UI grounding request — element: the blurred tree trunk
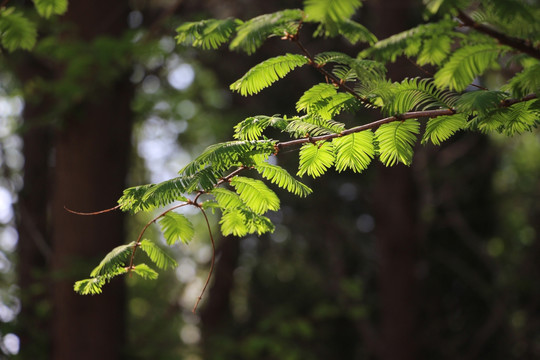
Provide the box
[369,0,419,359]
[16,1,133,359]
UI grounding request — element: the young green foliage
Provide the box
[32,0,68,18]
[175,18,240,50]
[333,131,375,172]
[297,142,336,178]
[230,53,309,96]
[422,114,467,145]
[76,0,540,300]
[159,212,194,245]
[375,119,420,166]
[0,9,37,52]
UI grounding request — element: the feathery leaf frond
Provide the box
[229,9,303,54]
[304,0,362,23]
[455,90,507,116]
[219,208,275,237]
[422,113,467,145]
[211,187,245,210]
[176,18,239,50]
[335,19,377,45]
[376,119,420,166]
[159,212,194,245]
[0,8,37,51]
[383,78,456,115]
[230,53,309,96]
[33,0,68,18]
[230,176,280,215]
[131,264,159,280]
[181,140,276,176]
[90,242,136,277]
[234,115,286,140]
[333,131,375,173]
[285,115,346,138]
[297,84,359,119]
[74,267,128,295]
[253,161,313,197]
[297,142,335,177]
[362,18,458,63]
[139,239,178,270]
[434,43,503,91]
[504,62,540,98]
[297,83,338,113]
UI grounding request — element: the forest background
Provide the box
[0,0,539,359]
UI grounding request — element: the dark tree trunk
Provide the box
[16,91,53,359]
[369,0,420,359]
[16,1,133,359]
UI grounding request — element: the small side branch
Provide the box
[193,207,216,313]
[457,10,540,60]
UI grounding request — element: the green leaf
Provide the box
[0,8,37,52]
[211,187,245,210]
[176,18,239,50]
[131,263,159,280]
[335,19,377,45]
[455,90,507,116]
[285,115,346,138]
[304,0,362,23]
[375,119,420,166]
[74,267,128,295]
[422,113,467,145]
[333,131,375,173]
[434,44,502,91]
[90,241,136,277]
[230,176,280,214]
[234,115,285,140]
[480,101,540,135]
[159,212,194,245]
[220,209,249,237]
[505,62,540,98]
[74,278,105,295]
[181,140,275,176]
[230,53,309,96]
[297,83,338,113]
[416,35,452,65]
[139,239,178,270]
[220,208,275,237]
[229,9,303,54]
[253,161,313,197]
[33,0,68,18]
[297,142,335,178]
[383,78,456,115]
[499,101,540,135]
[361,18,458,62]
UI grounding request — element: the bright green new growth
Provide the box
[0,1,66,52]
[75,0,540,300]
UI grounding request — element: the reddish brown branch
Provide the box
[457,10,540,60]
[127,202,191,271]
[276,93,536,150]
[291,37,373,106]
[64,204,121,215]
[193,206,216,313]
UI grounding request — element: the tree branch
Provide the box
[276,93,537,151]
[457,10,540,60]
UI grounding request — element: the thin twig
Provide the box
[192,206,216,313]
[290,37,373,106]
[64,204,121,215]
[127,202,191,270]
